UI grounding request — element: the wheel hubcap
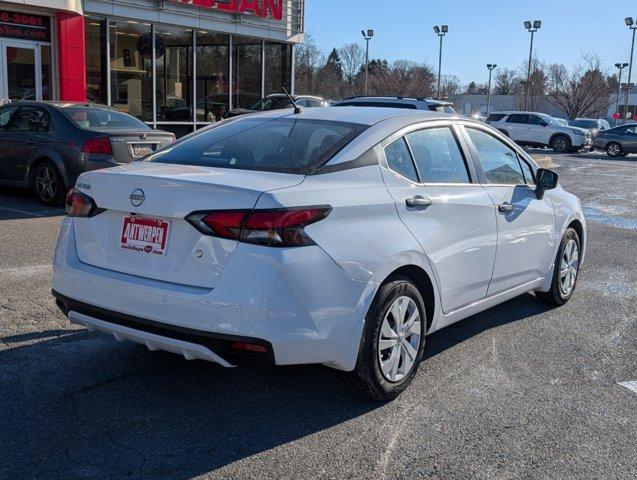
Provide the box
[554,138,567,151]
[378,296,421,383]
[559,239,579,295]
[608,144,620,156]
[36,166,57,201]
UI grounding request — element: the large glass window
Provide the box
[109,20,153,121]
[41,45,52,101]
[196,31,229,122]
[406,127,470,183]
[264,42,292,96]
[232,36,262,108]
[156,26,193,122]
[85,16,107,104]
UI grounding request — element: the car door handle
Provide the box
[498,203,515,213]
[405,195,433,208]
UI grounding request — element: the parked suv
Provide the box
[333,96,456,113]
[486,111,592,152]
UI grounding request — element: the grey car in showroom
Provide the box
[0,101,174,205]
[593,123,637,157]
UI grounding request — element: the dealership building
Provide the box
[0,0,304,136]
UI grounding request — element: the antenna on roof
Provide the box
[282,85,302,114]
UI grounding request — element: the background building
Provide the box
[0,0,305,136]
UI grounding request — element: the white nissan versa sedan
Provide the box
[52,107,586,400]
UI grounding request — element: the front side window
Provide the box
[9,107,50,132]
[147,118,366,174]
[406,127,470,183]
[385,137,418,182]
[466,128,525,185]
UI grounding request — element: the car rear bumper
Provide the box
[51,218,371,371]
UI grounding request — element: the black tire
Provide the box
[606,142,623,158]
[550,135,571,153]
[33,161,64,206]
[536,228,581,306]
[351,275,427,401]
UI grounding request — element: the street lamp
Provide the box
[486,64,497,115]
[523,20,541,111]
[615,62,629,125]
[623,17,636,123]
[433,25,448,99]
[361,29,374,95]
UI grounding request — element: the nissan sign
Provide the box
[169,0,283,21]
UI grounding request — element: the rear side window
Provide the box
[506,114,528,124]
[8,107,50,132]
[0,106,18,131]
[486,113,506,122]
[466,128,526,185]
[406,127,470,183]
[147,117,367,174]
[384,137,418,182]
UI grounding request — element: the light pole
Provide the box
[361,29,374,95]
[615,62,629,125]
[623,17,636,123]
[433,25,448,99]
[486,64,497,115]
[523,20,541,111]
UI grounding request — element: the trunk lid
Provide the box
[99,130,175,163]
[72,162,304,288]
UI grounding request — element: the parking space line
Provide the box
[618,381,637,395]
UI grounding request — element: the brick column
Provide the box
[57,12,86,101]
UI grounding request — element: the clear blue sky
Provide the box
[305,0,637,84]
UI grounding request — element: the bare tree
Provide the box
[493,68,519,95]
[439,74,461,98]
[515,59,547,111]
[545,54,612,119]
[465,81,489,95]
[294,34,325,95]
[339,43,365,90]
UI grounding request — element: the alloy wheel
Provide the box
[559,239,579,295]
[35,165,57,202]
[607,143,621,157]
[378,296,421,382]
[553,137,568,152]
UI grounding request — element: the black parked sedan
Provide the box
[0,102,174,205]
[593,123,637,158]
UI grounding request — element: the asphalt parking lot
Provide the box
[0,151,635,480]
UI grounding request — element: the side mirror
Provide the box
[535,168,558,199]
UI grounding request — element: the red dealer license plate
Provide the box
[120,215,170,256]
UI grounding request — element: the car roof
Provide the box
[3,100,112,110]
[337,96,453,106]
[241,106,458,126]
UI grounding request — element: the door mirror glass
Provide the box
[535,168,558,197]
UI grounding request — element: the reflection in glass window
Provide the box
[109,20,153,121]
[385,138,418,182]
[85,16,107,104]
[264,42,292,95]
[196,32,229,122]
[233,36,262,108]
[156,26,193,122]
[406,128,469,183]
[466,128,525,185]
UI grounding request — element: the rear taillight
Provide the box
[187,206,331,247]
[81,137,112,155]
[65,188,104,218]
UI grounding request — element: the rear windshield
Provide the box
[63,107,149,130]
[486,113,506,122]
[570,119,598,129]
[146,117,368,174]
[336,101,417,109]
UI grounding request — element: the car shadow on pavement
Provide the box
[0,187,64,220]
[424,292,556,360]
[1,293,554,479]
